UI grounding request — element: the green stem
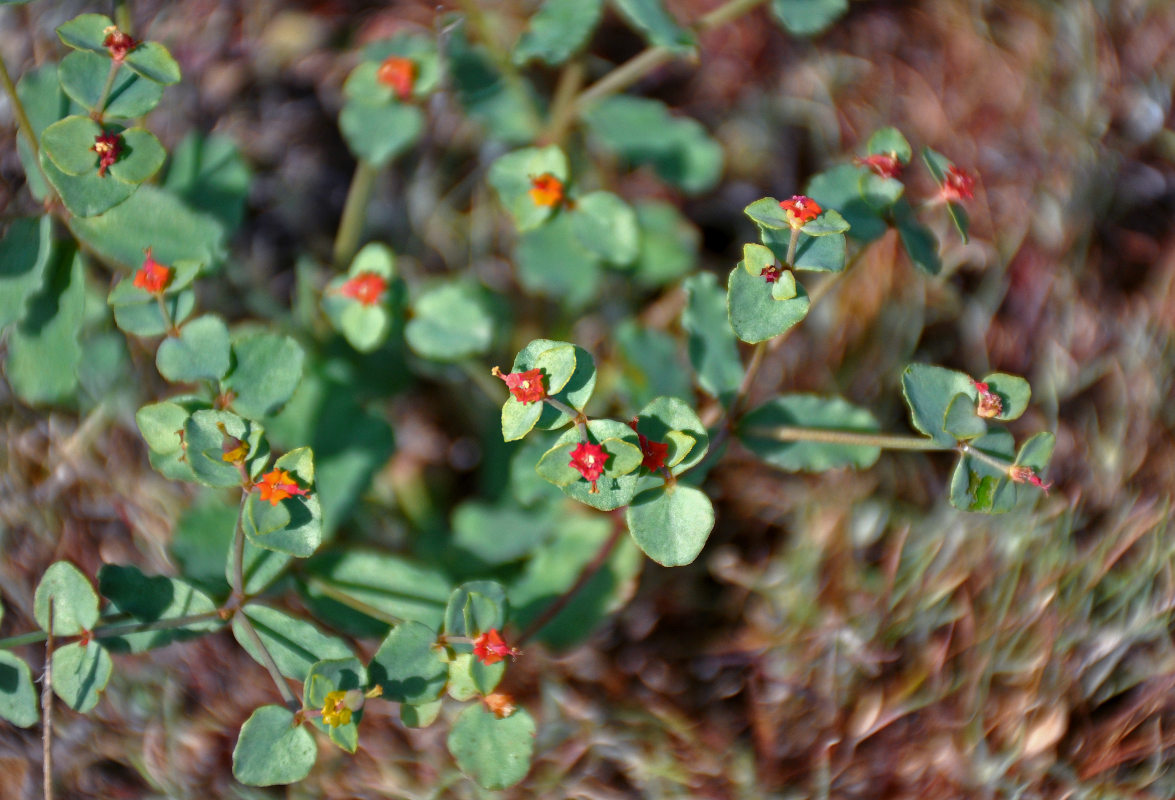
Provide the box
[959,441,1015,472]
[332,160,379,270]
[742,425,948,451]
[0,610,226,651]
[303,578,403,627]
[235,608,300,709]
[786,227,800,268]
[94,59,122,122]
[540,59,587,146]
[543,396,579,420]
[114,0,133,34]
[0,53,39,160]
[42,599,53,800]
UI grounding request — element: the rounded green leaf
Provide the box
[631,200,698,287]
[741,242,775,276]
[339,100,423,167]
[56,14,113,52]
[107,128,166,184]
[245,447,322,558]
[501,397,543,442]
[35,561,99,635]
[40,115,102,175]
[369,621,447,704]
[625,484,715,567]
[500,343,578,440]
[743,197,792,230]
[232,705,317,786]
[682,272,742,402]
[183,409,268,488]
[806,164,887,242]
[727,264,810,344]
[860,172,905,209]
[488,145,569,232]
[570,191,639,265]
[124,41,181,85]
[96,565,220,653]
[633,396,709,474]
[156,314,231,383]
[233,605,353,682]
[740,394,882,472]
[112,290,195,337]
[535,419,644,511]
[348,34,441,101]
[52,640,112,713]
[405,281,495,362]
[135,399,200,481]
[401,699,442,728]
[980,372,1031,421]
[513,213,603,308]
[943,393,987,441]
[511,339,596,429]
[758,225,847,272]
[225,332,305,418]
[40,148,135,218]
[866,127,912,163]
[0,216,52,329]
[58,51,164,118]
[801,208,851,237]
[514,0,603,65]
[300,551,450,633]
[322,281,394,353]
[444,580,508,639]
[448,704,536,790]
[0,651,38,728]
[770,0,848,36]
[901,363,974,446]
[452,502,556,565]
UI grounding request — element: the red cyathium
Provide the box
[972,380,1003,419]
[92,131,122,177]
[1008,465,1052,495]
[376,56,417,101]
[132,248,172,293]
[779,195,822,227]
[102,25,138,62]
[473,629,520,666]
[940,165,976,203]
[492,366,547,404]
[339,272,388,306]
[568,441,607,493]
[629,419,669,472]
[760,265,782,284]
[256,468,310,505]
[854,153,902,179]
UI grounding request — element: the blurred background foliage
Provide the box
[2,0,1175,797]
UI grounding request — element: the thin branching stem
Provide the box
[42,600,54,800]
[540,59,587,146]
[746,426,947,451]
[303,578,404,627]
[333,160,379,269]
[94,59,122,122]
[0,53,39,160]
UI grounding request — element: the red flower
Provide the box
[132,248,172,293]
[492,366,547,404]
[854,153,902,179]
[102,25,138,62]
[339,272,388,306]
[376,56,417,101]
[1008,465,1052,495]
[256,468,310,505]
[629,419,669,471]
[760,265,782,284]
[779,195,822,227]
[473,629,520,666]
[568,441,607,493]
[940,166,976,203]
[528,173,564,208]
[972,380,1003,419]
[91,131,121,177]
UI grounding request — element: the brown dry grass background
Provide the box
[2,0,1175,797]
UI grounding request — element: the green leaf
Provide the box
[449,26,541,145]
[34,561,98,635]
[235,540,294,596]
[351,34,441,100]
[135,400,201,482]
[446,652,483,701]
[244,447,322,558]
[301,551,450,634]
[801,208,850,237]
[69,184,227,269]
[447,705,536,790]
[58,51,164,118]
[740,242,776,276]
[5,243,85,404]
[41,115,102,175]
[739,394,882,472]
[107,128,166,184]
[405,281,495,362]
[570,191,639,265]
[614,321,692,408]
[727,264,810,344]
[339,100,424,167]
[0,216,52,329]
[744,197,792,230]
[401,699,442,728]
[501,396,544,443]
[370,621,447,704]
[52,640,112,713]
[860,172,905,209]
[0,652,39,727]
[681,272,742,403]
[944,393,987,441]
[610,0,696,51]
[15,65,70,202]
[40,148,136,217]
[444,580,508,639]
[867,127,912,163]
[56,14,113,53]
[626,485,714,566]
[535,419,644,511]
[513,213,603,308]
[96,564,221,652]
[633,396,709,474]
[806,164,887,242]
[171,494,235,595]
[225,332,305,418]
[156,314,232,383]
[511,339,597,428]
[232,705,317,786]
[1014,431,1055,472]
[233,604,353,682]
[949,429,1015,513]
[303,658,366,753]
[770,0,848,36]
[630,200,698,287]
[583,96,722,194]
[162,133,251,232]
[184,409,268,488]
[921,147,970,242]
[980,372,1031,421]
[452,502,556,564]
[501,343,577,441]
[901,364,975,446]
[124,41,181,85]
[488,145,569,232]
[514,0,603,65]
[894,200,941,275]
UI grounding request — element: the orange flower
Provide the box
[256,468,310,505]
[940,166,976,203]
[569,441,607,493]
[339,272,388,306]
[492,366,546,405]
[376,56,417,101]
[528,173,564,208]
[473,629,520,666]
[132,248,172,293]
[483,692,517,719]
[779,195,822,228]
[91,131,122,177]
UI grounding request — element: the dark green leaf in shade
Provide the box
[0,652,39,727]
[225,332,305,418]
[369,621,447,704]
[610,0,696,51]
[894,200,941,275]
[514,0,603,65]
[681,272,742,404]
[233,604,353,682]
[630,200,699,287]
[513,213,603,308]
[405,281,495,362]
[97,564,221,653]
[0,216,52,329]
[300,551,449,634]
[6,245,85,404]
[805,164,888,242]
[162,133,251,232]
[570,191,640,265]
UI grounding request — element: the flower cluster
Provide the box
[339,272,388,306]
[473,629,520,666]
[376,55,416,101]
[256,468,310,505]
[779,195,822,228]
[528,173,564,208]
[132,248,171,293]
[492,366,546,404]
[91,131,121,177]
[760,265,782,284]
[568,441,607,493]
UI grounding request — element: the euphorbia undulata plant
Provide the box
[0,0,1054,793]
